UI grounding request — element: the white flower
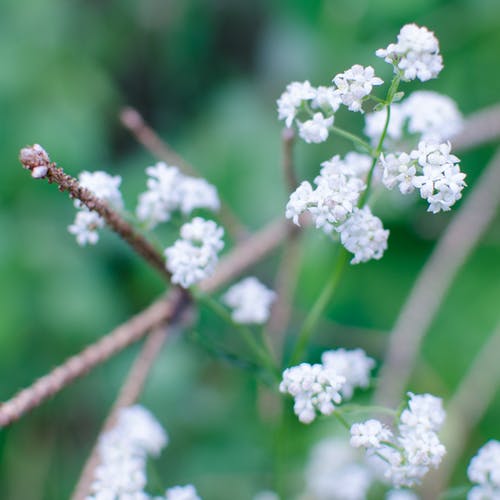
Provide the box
[279,363,346,424]
[285,181,314,225]
[380,152,416,194]
[333,65,383,113]
[78,170,124,210]
[411,141,466,213]
[165,218,224,288]
[165,485,202,500]
[68,210,105,246]
[223,277,276,324]
[467,440,500,494]
[137,162,219,228]
[320,153,372,180]
[350,419,392,449]
[402,91,463,141]
[376,24,443,82]
[321,348,375,399]
[337,207,389,264]
[312,86,342,113]
[360,393,446,488]
[177,177,220,215]
[298,112,334,143]
[399,393,446,433]
[277,81,316,127]
[304,438,373,500]
[88,405,168,500]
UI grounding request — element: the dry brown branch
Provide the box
[452,103,500,152]
[71,325,173,500]
[0,288,189,428]
[120,107,249,241]
[422,322,500,498]
[0,216,290,428]
[19,145,170,281]
[375,147,500,407]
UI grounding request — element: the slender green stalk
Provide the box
[194,290,279,377]
[289,246,349,365]
[330,126,375,155]
[333,410,350,430]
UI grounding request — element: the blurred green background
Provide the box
[1,0,499,498]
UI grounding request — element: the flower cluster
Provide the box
[376,24,443,82]
[222,277,276,324]
[467,440,500,499]
[364,90,463,146]
[165,217,224,288]
[68,170,124,246]
[137,162,220,229]
[279,24,464,266]
[351,393,446,487]
[280,348,375,424]
[277,65,383,144]
[88,405,168,499]
[279,363,346,424]
[380,141,466,213]
[321,348,375,399]
[164,485,202,500]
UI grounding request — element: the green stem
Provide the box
[289,246,349,365]
[358,75,400,207]
[194,290,279,378]
[330,126,374,155]
[333,411,350,430]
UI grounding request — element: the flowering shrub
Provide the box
[7,22,499,500]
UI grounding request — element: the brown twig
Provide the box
[375,147,500,407]
[71,325,174,500]
[120,107,249,241]
[422,321,500,498]
[0,288,188,428]
[19,145,170,281]
[0,217,290,428]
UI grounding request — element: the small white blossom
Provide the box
[223,277,276,324]
[380,152,416,194]
[164,485,202,500]
[376,24,443,82]
[321,348,375,399]
[467,440,500,499]
[279,363,346,424]
[177,177,220,215]
[402,91,463,141]
[78,170,124,210]
[320,153,372,180]
[285,181,314,225]
[350,419,392,449]
[165,218,224,288]
[360,393,446,488]
[411,141,466,213]
[277,81,316,127]
[298,112,334,143]
[304,438,373,500]
[68,210,105,246]
[333,65,383,113]
[337,207,389,264]
[88,405,168,500]
[312,86,342,113]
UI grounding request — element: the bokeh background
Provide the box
[1,0,499,498]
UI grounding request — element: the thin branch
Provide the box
[423,322,500,498]
[375,147,500,407]
[19,145,170,281]
[452,103,500,152]
[72,325,174,500]
[0,288,189,428]
[280,127,297,193]
[0,217,290,428]
[120,107,249,241]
